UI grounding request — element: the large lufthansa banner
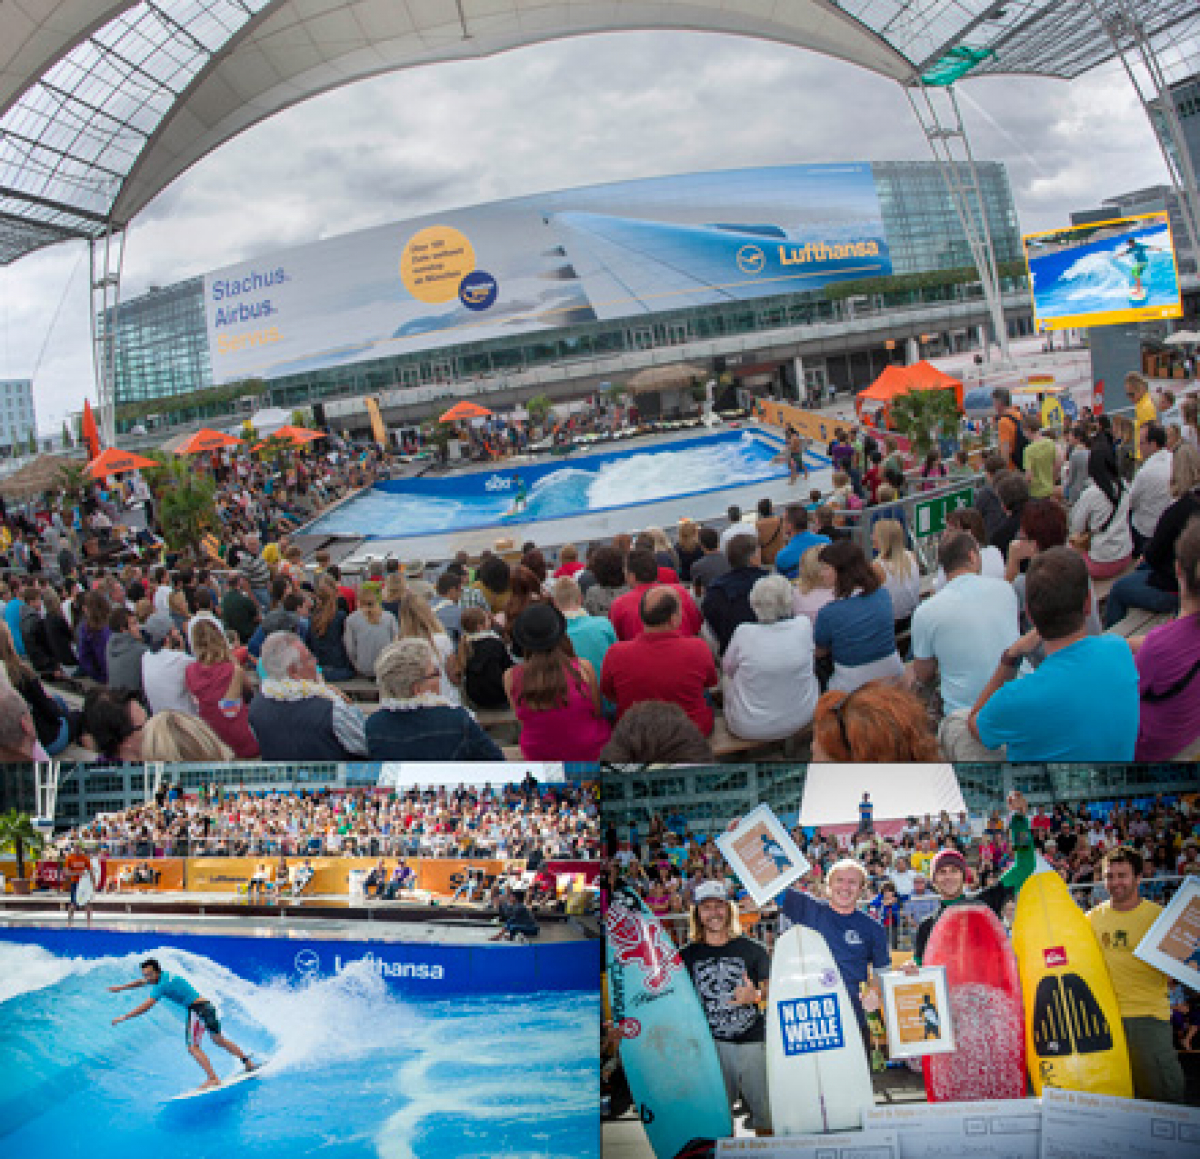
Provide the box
[203,164,892,383]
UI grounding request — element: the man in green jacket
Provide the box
[911,791,1036,964]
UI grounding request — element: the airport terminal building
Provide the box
[106,160,1034,436]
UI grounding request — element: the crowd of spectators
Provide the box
[604,792,1200,940]
[0,373,1195,764]
[56,777,600,862]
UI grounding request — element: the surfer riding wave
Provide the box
[110,958,258,1091]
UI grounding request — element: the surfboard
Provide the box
[73,856,103,907]
[605,889,731,1159]
[1012,863,1132,1097]
[766,924,874,1135]
[1129,285,1148,303]
[167,1060,269,1102]
[921,903,1026,1102]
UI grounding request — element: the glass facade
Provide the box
[104,278,211,410]
[107,161,1024,422]
[0,378,37,456]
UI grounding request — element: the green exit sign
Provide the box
[914,486,974,537]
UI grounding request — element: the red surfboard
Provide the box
[921,903,1026,1101]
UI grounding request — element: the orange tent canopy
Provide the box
[175,428,244,455]
[86,447,158,476]
[252,426,325,451]
[855,360,964,414]
[439,401,492,422]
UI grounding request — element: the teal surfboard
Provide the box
[605,888,732,1159]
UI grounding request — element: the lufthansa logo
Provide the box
[484,475,513,492]
[736,245,766,275]
[459,269,499,312]
[295,949,320,975]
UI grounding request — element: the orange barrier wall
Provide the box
[754,399,844,443]
[101,858,186,891]
[182,856,524,895]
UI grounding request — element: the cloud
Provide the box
[0,31,1174,433]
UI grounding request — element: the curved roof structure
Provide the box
[3,0,1198,266]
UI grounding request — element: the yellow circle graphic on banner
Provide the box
[400,226,476,304]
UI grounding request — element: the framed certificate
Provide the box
[1133,877,1200,989]
[879,965,956,1059]
[715,804,811,909]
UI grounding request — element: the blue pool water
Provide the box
[306,430,799,539]
[0,941,597,1159]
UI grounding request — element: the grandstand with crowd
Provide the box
[0,372,1196,764]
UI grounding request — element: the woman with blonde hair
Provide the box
[167,589,190,633]
[308,574,355,682]
[382,571,406,619]
[141,710,234,762]
[398,592,458,701]
[184,616,260,757]
[871,518,921,628]
[646,527,680,576]
[345,580,398,678]
[675,519,703,582]
[792,546,835,623]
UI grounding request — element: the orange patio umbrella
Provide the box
[252,426,325,451]
[174,428,245,455]
[85,447,158,477]
[438,401,492,422]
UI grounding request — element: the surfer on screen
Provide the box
[907,791,1036,967]
[110,959,257,1091]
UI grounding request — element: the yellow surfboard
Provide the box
[1012,863,1133,1097]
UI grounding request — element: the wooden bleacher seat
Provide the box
[1106,609,1174,639]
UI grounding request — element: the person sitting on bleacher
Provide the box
[367,638,503,761]
[382,861,412,900]
[489,888,539,942]
[1069,444,1133,580]
[290,859,315,896]
[1105,442,1200,629]
[1127,421,1174,558]
[969,546,1139,761]
[1129,518,1200,762]
[912,530,1020,758]
[247,859,273,900]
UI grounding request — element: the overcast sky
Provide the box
[0,31,1172,436]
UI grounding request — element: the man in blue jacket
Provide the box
[773,505,830,581]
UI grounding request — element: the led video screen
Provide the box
[1022,211,1183,332]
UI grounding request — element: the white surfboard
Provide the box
[766,925,875,1135]
[73,856,103,907]
[167,1060,269,1102]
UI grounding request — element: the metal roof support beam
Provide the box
[90,221,127,448]
[1094,0,1200,257]
[905,81,1011,365]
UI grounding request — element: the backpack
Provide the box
[1003,409,1030,467]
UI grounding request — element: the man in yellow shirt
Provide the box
[1124,373,1158,462]
[1086,847,1186,1102]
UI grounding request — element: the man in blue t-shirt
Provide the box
[773,504,830,580]
[969,547,1139,761]
[777,858,890,1042]
[110,958,257,1091]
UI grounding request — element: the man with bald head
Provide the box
[600,585,719,735]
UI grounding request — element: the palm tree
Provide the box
[56,460,90,507]
[0,809,45,884]
[888,388,961,459]
[525,393,554,429]
[141,452,218,555]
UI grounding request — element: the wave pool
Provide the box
[306,430,806,539]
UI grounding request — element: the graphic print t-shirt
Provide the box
[681,936,770,1043]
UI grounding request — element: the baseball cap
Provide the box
[929,848,968,877]
[694,880,728,904]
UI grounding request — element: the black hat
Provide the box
[511,602,567,654]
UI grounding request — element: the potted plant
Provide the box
[0,809,46,896]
